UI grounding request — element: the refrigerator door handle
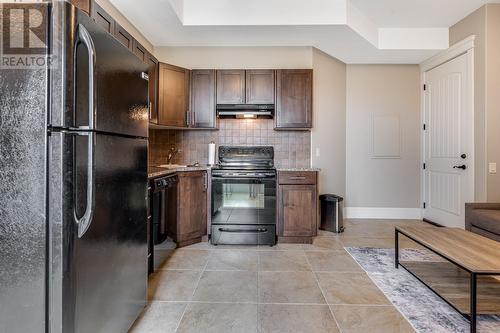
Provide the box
[73,132,96,238]
[76,24,96,130]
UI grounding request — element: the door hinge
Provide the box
[423,84,427,91]
[423,202,426,209]
[423,123,426,130]
[423,163,426,170]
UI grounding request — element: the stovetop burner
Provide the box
[216,146,274,170]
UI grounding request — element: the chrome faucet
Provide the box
[167,147,179,164]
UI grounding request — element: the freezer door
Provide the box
[0,4,49,332]
[54,4,149,138]
[50,131,148,333]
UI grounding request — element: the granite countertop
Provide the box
[277,168,321,172]
[148,166,211,179]
[149,166,320,178]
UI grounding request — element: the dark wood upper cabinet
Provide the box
[216,70,245,104]
[275,69,313,129]
[190,70,217,129]
[133,40,147,62]
[71,0,92,15]
[113,23,134,51]
[245,70,275,104]
[158,63,190,127]
[90,2,115,34]
[146,53,159,124]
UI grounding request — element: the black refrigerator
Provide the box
[0,2,148,332]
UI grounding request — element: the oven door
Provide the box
[211,176,276,225]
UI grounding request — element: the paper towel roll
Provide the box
[208,142,216,165]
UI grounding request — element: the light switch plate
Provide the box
[315,147,320,157]
[489,162,497,174]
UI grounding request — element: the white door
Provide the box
[423,53,474,228]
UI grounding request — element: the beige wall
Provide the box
[450,4,500,202]
[311,48,346,196]
[154,46,313,69]
[346,65,421,208]
[95,0,154,52]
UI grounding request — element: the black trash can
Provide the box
[319,194,344,233]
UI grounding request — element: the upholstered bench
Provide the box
[465,203,500,242]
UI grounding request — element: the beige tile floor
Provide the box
[130,219,427,333]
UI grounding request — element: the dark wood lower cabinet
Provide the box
[168,171,208,247]
[277,171,318,243]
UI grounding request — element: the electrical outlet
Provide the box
[489,163,497,174]
[315,147,320,157]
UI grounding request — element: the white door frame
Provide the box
[419,35,475,223]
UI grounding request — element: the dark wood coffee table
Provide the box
[395,226,500,333]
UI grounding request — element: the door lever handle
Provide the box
[453,165,467,170]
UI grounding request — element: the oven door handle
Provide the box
[218,228,268,233]
[211,175,276,179]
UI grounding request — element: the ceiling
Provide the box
[350,0,493,28]
[109,0,495,64]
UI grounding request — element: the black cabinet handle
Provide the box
[453,165,467,170]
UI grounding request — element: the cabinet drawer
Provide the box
[278,171,316,185]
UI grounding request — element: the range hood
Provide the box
[217,104,274,119]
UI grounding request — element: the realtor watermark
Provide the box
[1,1,52,69]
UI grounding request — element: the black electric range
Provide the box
[210,146,277,246]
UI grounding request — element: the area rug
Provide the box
[345,247,500,333]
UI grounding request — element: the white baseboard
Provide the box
[344,207,423,220]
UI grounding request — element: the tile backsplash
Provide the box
[149,119,311,168]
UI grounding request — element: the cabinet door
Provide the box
[90,2,114,33]
[158,63,190,127]
[113,23,134,51]
[190,70,216,129]
[177,172,207,244]
[132,40,147,62]
[276,69,313,129]
[278,185,317,237]
[146,53,159,124]
[246,70,275,104]
[71,0,92,15]
[216,70,245,104]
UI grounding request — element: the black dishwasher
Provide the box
[149,174,178,273]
